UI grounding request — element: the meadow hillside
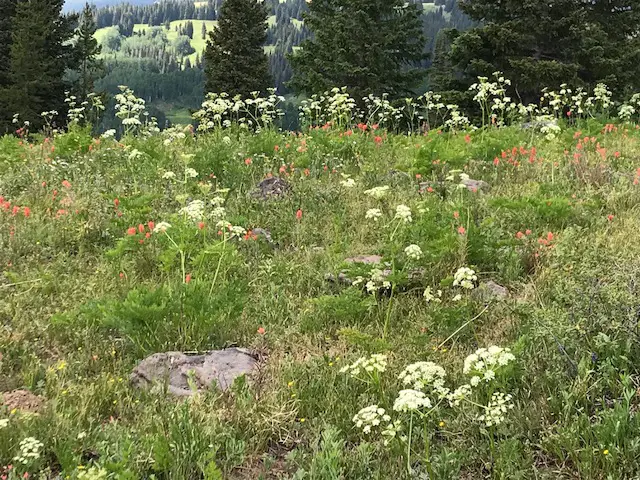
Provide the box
[1,82,640,479]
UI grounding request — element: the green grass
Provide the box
[1,116,640,478]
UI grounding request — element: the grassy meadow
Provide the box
[1,115,640,479]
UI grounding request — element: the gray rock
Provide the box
[461,178,490,192]
[344,255,383,265]
[131,348,258,397]
[252,228,274,245]
[251,177,290,199]
[474,281,509,301]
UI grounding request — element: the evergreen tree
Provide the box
[428,28,458,91]
[184,20,194,39]
[204,0,272,96]
[75,3,103,98]
[4,0,78,130]
[288,0,426,99]
[201,22,207,40]
[450,0,640,100]
[0,0,18,132]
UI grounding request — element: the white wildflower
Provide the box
[398,361,446,392]
[381,420,402,445]
[101,129,116,139]
[463,346,515,378]
[393,389,432,412]
[340,354,387,378]
[364,186,390,199]
[14,437,44,465]
[453,267,477,290]
[365,208,383,221]
[153,222,171,233]
[478,392,514,427]
[404,244,423,260]
[395,204,412,223]
[162,171,176,180]
[184,167,198,178]
[448,384,472,406]
[423,287,442,303]
[0,418,8,428]
[452,294,462,302]
[179,200,206,222]
[340,178,356,188]
[352,405,391,434]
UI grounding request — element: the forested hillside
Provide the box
[89,0,472,127]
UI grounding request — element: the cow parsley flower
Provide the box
[364,186,390,199]
[478,392,514,427]
[340,178,356,188]
[463,346,515,382]
[179,200,206,222]
[423,287,442,303]
[404,244,423,260]
[352,405,391,434]
[184,167,198,178]
[0,418,8,429]
[398,361,447,393]
[393,389,432,412]
[14,437,44,464]
[448,384,472,406]
[381,420,402,445]
[162,171,176,180]
[395,204,412,223]
[101,129,116,139]
[365,208,383,221]
[453,267,477,289]
[153,222,171,233]
[340,354,387,377]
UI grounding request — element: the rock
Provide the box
[344,255,383,265]
[251,177,290,199]
[1,389,44,413]
[461,178,490,192]
[474,281,509,301]
[130,348,258,397]
[251,228,274,246]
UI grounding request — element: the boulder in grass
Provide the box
[131,348,258,397]
[251,177,291,199]
[461,178,490,193]
[474,281,509,302]
[1,389,44,414]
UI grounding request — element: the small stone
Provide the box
[344,255,383,265]
[461,178,490,192]
[1,389,44,413]
[474,281,509,301]
[252,177,290,199]
[131,348,258,397]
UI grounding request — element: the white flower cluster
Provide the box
[364,186,390,199]
[353,267,391,294]
[478,392,514,427]
[162,171,176,180]
[114,86,147,133]
[404,244,423,260]
[423,286,443,303]
[365,208,383,221]
[448,384,472,407]
[153,222,171,233]
[14,437,44,465]
[184,167,198,178]
[179,200,205,222]
[78,466,109,480]
[393,389,432,412]
[0,418,8,428]
[394,204,412,223]
[340,177,356,188]
[300,87,358,128]
[398,362,446,393]
[340,354,387,377]
[463,346,515,386]
[352,405,391,434]
[453,267,477,290]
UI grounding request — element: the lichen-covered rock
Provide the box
[251,177,290,199]
[474,281,509,301]
[130,348,258,397]
[461,178,490,192]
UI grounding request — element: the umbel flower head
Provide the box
[404,244,423,260]
[478,392,514,427]
[398,361,447,392]
[393,389,432,412]
[364,185,390,199]
[394,204,412,223]
[153,222,171,233]
[352,405,391,434]
[453,267,477,289]
[463,346,515,386]
[340,354,387,377]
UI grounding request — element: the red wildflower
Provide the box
[41,181,46,187]
[148,221,155,231]
[62,180,71,188]
[296,209,303,220]
[607,214,614,222]
[127,227,136,236]
[11,206,19,216]
[245,157,252,165]
[274,145,280,152]
[374,136,383,145]
[493,157,500,166]
[453,211,460,219]
[119,272,124,279]
[145,232,151,239]
[547,232,554,242]
[114,198,120,208]
[516,231,524,239]
[525,229,532,235]
[198,221,205,230]
[457,226,466,235]
[185,274,192,284]
[304,168,310,176]
[23,206,30,218]
[138,224,145,233]
[257,327,266,335]
[464,134,471,144]
[415,174,422,179]
[427,187,434,193]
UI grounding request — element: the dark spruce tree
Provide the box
[288,0,427,100]
[6,0,78,130]
[450,0,640,101]
[204,0,272,97]
[0,0,18,132]
[74,3,103,99]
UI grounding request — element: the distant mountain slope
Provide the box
[64,0,156,13]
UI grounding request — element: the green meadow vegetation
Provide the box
[2,80,640,478]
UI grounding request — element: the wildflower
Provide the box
[365,208,383,221]
[138,224,145,233]
[478,392,514,427]
[257,327,265,335]
[603,449,609,455]
[525,229,532,235]
[398,361,447,393]
[607,214,614,221]
[126,227,136,236]
[0,418,8,428]
[453,267,477,289]
[162,171,176,180]
[453,211,460,219]
[352,405,391,434]
[374,136,383,145]
[153,222,171,233]
[184,168,198,178]
[423,287,442,303]
[185,274,192,284]
[457,226,466,235]
[340,354,387,377]
[62,180,71,188]
[404,244,423,260]
[14,437,44,465]
[364,186,389,199]
[23,206,30,218]
[179,200,206,222]
[516,231,524,239]
[394,204,412,223]
[452,294,462,302]
[244,157,252,165]
[393,389,432,412]
[340,178,356,188]
[198,221,205,230]
[448,384,472,406]
[296,209,303,220]
[381,420,402,445]
[463,346,515,378]
[148,221,155,231]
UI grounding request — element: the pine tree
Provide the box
[288,0,427,99]
[450,0,640,100]
[75,3,103,98]
[201,22,207,40]
[428,28,458,92]
[204,0,272,97]
[5,0,78,130]
[0,0,18,132]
